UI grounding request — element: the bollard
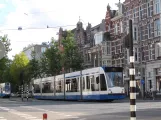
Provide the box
[43,113,47,120]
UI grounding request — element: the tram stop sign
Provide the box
[0,41,5,59]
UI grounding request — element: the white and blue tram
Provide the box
[33,67,126,101]
[0,82,11,98]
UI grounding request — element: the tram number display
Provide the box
[104,67,123,72]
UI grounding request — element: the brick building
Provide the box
[123,0,161,95]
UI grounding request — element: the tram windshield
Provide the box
[106,72,123,88]
[103,67,123,88]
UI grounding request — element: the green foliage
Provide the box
[10,52,29,84]
[0,57,12,83]
[62,31,83,72]
[44,40,62,76]
[26,51,41,82]
[0,35,12,55]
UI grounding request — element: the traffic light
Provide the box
[123,34,130,48]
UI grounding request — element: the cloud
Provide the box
[0,4,5,9]
[2,0,124,59]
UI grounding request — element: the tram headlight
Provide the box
[108,89,112,93]
[122,89,125,93]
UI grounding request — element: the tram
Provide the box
[33,67,126,101]
[0,82,11,98]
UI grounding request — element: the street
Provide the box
[0,98,160,120]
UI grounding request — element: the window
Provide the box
[126,21,129,34]
[94,32,103,45]
[102,47,105,55]
[100,74,107,91]
[139,6,143,20]
[148,80,152,89]
[140,26,143,40]
[154,0,160,14]
[86,76,90,90]
[41,47,46,53]
[155,43,161,58]
[114,23,118,35]
[107,43,110,55]
[90,75,95,91]
[148,72,151,78]
[133,26,138,41]
[154,19,160,37]
[149,44,153,60]
[127,49,129,64]
[120,21,123,33]
[71,78,78,92]
[148,23,151,38]
[156,78,161,92]
[55,80,62,93]
[147,2,151,17]
[134,48,138,62]
[133,8,137,19]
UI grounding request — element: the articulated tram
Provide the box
[33,67,126,101]
[0,82,11,98]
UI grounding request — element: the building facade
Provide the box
[23,43,49,60]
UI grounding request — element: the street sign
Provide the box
[141,79,145,84]
[0,41,5,59]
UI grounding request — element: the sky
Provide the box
[0,0,124,59]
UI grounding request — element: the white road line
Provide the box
[21,106,80,119]
[0,106,41,120]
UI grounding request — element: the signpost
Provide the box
[0,41,5,59]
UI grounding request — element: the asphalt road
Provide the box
[0,98,160,120]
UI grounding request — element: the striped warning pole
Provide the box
[26,84,29,101]
[21,85,23,101]
[129,20,136,120]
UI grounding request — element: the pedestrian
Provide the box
[151,87,155,100]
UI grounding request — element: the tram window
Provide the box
[71,78,77,92]
[91,75,95,91]
[100,74,107,91]
[66,79,71,92]
[33,84,40,93]
[42,82,53,93]
[96,77,99,84]
[56,81,62,93]
[86,76,90,89]
[83,77,85,90]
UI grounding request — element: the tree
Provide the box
[0,34,12,83]
[44,39,62,76]
[26,51,41,83]
[0,57,12,83]
[62,31,83,72]
[0,34,12,55]
[10,52,29,84]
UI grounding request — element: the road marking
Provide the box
[0,106,41,120]
[21,106,80,119]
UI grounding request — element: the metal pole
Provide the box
[63,68,65,100]
[26,85,28,101]
[129,20,136,120]
[80,70,83,100]
[21,85,23,101]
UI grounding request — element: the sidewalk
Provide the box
[119,97,161,103]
